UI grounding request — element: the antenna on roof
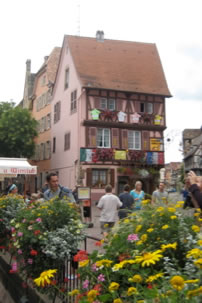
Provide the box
[76,0,80,36]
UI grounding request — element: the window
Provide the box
[53,137,56,153]
[46,113,51,129]
[100,98,115,111]
[54,101,61,123]
[41,116,46,132]
[96,128,110,148]
[64,133,70,150]
[45,141,51,159]
[71,90,77,112]
[64,68,69,89]
[92,169,108,187]
[40,143,45,160]
[128,131,141,150]
[140,102,153,114]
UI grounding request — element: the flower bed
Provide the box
[71,202,202,302]
[0,195,85,297]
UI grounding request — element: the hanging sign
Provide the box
[150,139,162,151]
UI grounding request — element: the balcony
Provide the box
[84,110,166,131]
[80,148,164,166]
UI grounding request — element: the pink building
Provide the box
[51,32,171,201]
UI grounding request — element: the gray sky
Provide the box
[0,0,201,163]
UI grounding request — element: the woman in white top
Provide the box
[130,181,145,210]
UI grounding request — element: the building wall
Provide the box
[51,38,83,189]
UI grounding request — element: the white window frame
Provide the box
[46,113,51,129]
[100,98,107,110]
[96,128,111,148]
[108,98,115,111]
[128,130,141,150]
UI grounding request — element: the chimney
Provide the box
[26,59,31,73]
[96,30,104,42]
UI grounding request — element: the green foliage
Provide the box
[0,103,38,157]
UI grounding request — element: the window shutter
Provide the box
[154,103,160,114]
[67,133,70,149]
[54,104,57,123]
[135,101,141,113]
[142,131,150,151]
[89,127,97,147]
[117,99,123,111]
[94,97,100,109]
[111,128,120,148]
[58,101,61,120]
[110,169,115,187]
[86,168,92,187]
[121,129,128,149]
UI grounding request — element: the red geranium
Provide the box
[30,249,38,256]
[34,230,41,236]
[73,250,88,262]
[95,241,102,247]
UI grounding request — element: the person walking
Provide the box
[130,181,145,210]
[43,172,75,202]
[118,184,134,219]
[97,184,122,234]
[188,171,202,209]
[7,184,18,195]
[151,182,168,205]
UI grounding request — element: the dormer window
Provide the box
[64,68,69,90]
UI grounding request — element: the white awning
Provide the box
[0,158,37,175]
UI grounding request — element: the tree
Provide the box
[0,102,38,158]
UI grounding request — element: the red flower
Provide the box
[9,269,18,274]
[30,249,38,256]
[60,288,66,293]
[34,230,41,235]
[147,283,153,289]
[95,241,102,247]
[64,277,69,283]
[51,280,57,285]
[73,250,88,262]
[0,245,6,250]
[93,283,102,293]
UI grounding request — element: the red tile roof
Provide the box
[67,35,171,97]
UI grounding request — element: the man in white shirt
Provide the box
[97,184,122,234]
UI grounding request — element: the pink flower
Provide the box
[98,274,105,282]
[22,219,26,223]
[91,263,98,272]
[17,232,23,237]
[27,258,33,264]
[127,234,139,242]
[11,227,15,233]
[17,249,22,254]
[82,279,89,289]
[36,218,42,223]
[11,262,18,272]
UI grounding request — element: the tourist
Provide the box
[130,181,145,210]
[7,184,18,195]
[151,182,168,205]
[43,172,75,202]
[97,184,122,234]
[188,171,202,209]
[118,184,134,219]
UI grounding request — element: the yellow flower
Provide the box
[161,242,177,252]
[69,289,80,296]
[187,286,202,299]
[141,234,148,242]
[124,218,130,223]
[168,207,176,213]
[87,289,98,302]
[146,273,164,283]
[112,263,123,272]
[194,212,200,217]
[156,207,164,212]
[170,215,177,219]
[137,301,144,303]
[109,282,120,292]
[186,248,202,259]
[197,240,202,246]
[96,259,113,268]
[192,225,200,233]
[79,259,89,267]
[135,225,142,233]
[136,240,143,246]
[194,258,202,269]
[134,250,163,267]
[104,223,109,227]
[142,199,150,205]
[147,228,154,233]
[34,269,57,287]
[127,287,138,296]
[113,299,123,303]
[176,201,184,207]
[185,279,199,284]
[170,276,185,291]
[128,274,143,283]
[162,225,169,230]
[198,218,202,222]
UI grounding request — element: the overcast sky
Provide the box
[0,0,201,163]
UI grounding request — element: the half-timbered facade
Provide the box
[51,33,171,200]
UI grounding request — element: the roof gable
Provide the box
[67,35,171,97]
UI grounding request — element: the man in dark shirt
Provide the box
[118,184,134,219]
